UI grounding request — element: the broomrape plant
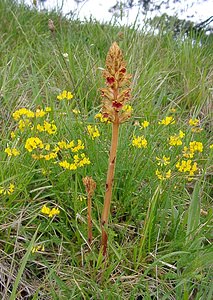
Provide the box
[99,42,132,255]
[1,22,212,276]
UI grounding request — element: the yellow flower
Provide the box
[25,137,44,152]
[132,135,147,148]
[176,159,198,178]
[191,127,203,133]
[169,136,182,146]
[78,153,91,167]
[169,130,185,146]
[35,108,46,118]
[31,154,43,160]
[57,90,74,101]
[45,107,51,112]
[71,140,84,152]
[32,245,45,253]
[182,146,194,159]
[122,105,133,112]
[189,141,203,153]
[43,152,58,161]
[210,144,213,149]
[36,124,44,132]
[156,155,170,166]
[94,113,110,123]
[41,205,60,217]
[179,130,185,138]
[41,204,50,215]
[87,125,100,140]
[59,160,72,169]
[10,131,16,139]
[5,147,20,156]
[155,169,171,180]
[43,121,57,135]
[189,118,199,126]
[158,116,175,126]
[58,140,68,149]
[41,168,51,176]
[48,207,60,217]
[188,118,202,132]
[141,120,149,128]
[72,108,80,115]
[18,119,32,131]
[12,108,34,121]
[36,121,57,134]
[0,183,15,195]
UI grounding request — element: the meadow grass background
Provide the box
[0,0,213,299]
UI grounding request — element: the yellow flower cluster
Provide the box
[176,159,198,180]
[5,147,20,156]
[0,183,15,195]
[183,141,203,158]
[87,125,100,140]
[132,135,147,148]
[57,90,73,100]
[10,131,16,139]
[12,107,52,132]
[13,108,34,121]
[18,119,32,131]
[155,155,171,181]
[13,107,51,121]
[36,120,57,135]
[95,113,110,123]
[158,116,175,126]
[141,120,149,128]
[57,139,84,152]
[32,245,45,253]
[188,118,202,133]
[23,135,90,170]
[35,107,51,118]
[72,108,80,115]
[59,153,90,170]
[25,137,44,152]
[189,118,199,126]
[32,151,58,161]
[169,130,185,146]
[41,204,60,217]
[189,141,203,153]
[155,169,171,180]
[156,155,170,166]
[122,105,133,112]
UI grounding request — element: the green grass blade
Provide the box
[9,228,39,300]
[186,181,201,243]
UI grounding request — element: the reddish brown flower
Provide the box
[100,42,132,124]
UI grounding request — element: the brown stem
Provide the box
[101,112,120,255]
[87,194,92,246]
[82,176,96,248]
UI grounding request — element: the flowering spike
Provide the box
[100,42,132,124]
